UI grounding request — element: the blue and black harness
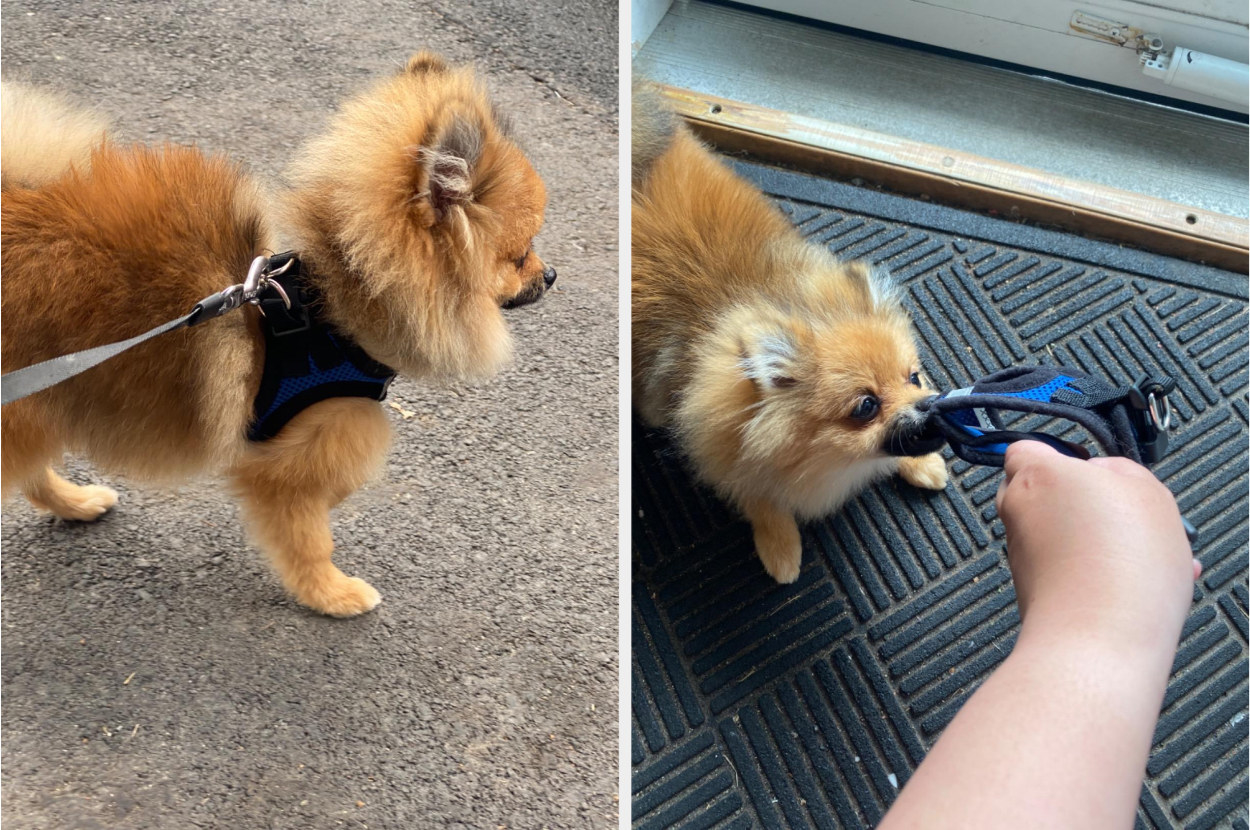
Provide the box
[894,364,1175,467]
[891,364,1194,541]
[247,252,395,441]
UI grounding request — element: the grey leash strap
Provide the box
[0,254,294,406]
[1,312,198,405]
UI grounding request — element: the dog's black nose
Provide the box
[543,266,557,288]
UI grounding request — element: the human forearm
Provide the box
[879,629,1175,830]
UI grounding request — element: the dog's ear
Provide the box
[842,261,896,311]
[739,324,800,392]
[409,111,485,223]
[404,51,450,75]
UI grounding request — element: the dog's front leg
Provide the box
[742,497,803,584]
[229,399,391,617]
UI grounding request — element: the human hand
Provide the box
[995,440,1198,657]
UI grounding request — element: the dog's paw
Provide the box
[760,549,802,584]
[753,521,802,584]
[297,575,382,618]
[43,484,118,521]
[899,453,948,491]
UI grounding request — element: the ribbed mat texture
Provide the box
[632,159,1249,829]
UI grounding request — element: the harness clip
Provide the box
[1126,374,1175,464]
[242,255,295,312]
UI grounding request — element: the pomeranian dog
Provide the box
[1,53,555,616]
[631,83,946,584]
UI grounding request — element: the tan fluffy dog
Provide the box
[632,84,946,583]
[1,53,554,616]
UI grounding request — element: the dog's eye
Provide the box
[851,395,880,422]
[513,251,529,269]
[908,372,921,387]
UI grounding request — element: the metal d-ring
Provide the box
[265,257,295,280]
[1147,391,1172,432]
[267,279,292,310]
[239,255,294,311]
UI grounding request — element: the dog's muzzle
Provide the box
[502,267,557,310]
[883,397,945,457]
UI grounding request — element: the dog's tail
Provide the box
[1,82,110,189]
[631,79,682,190]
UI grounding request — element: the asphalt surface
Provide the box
[1,2,619,828]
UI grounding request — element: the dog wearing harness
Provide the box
[2,53,557,618]
[1,252,398,443]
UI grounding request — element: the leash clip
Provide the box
[193,254,297,325]
[215,283,248,314]
[240,255,294,312]
[1126,374,1175,464]
[242,256,268,301]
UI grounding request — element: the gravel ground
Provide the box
[1,1,619,828]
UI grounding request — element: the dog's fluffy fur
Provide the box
[632,83,947,583]
[1,82,111,189]
[1,53,553,616]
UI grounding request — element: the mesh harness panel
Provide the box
[248,253,395,442]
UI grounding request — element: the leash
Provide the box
[892,364,1197,543]
[0,254,296,406]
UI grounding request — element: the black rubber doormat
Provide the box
[631,158,1249,830]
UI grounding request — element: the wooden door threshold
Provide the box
[652,84,1249,273]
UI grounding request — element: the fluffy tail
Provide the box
[631,79,681,189]
[1,82,110,189]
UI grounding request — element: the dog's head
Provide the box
[681,260,932,491]
[285,51,555,380]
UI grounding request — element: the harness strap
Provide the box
[898,365,1175,467]
[898,364,1195,543]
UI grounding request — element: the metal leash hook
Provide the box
[190,254,296,324]
[214,283,248,314]
[218,255,294,316]
[242,255,268,298]
[246,255,294,310]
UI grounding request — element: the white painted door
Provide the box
[740,0,1249,113]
